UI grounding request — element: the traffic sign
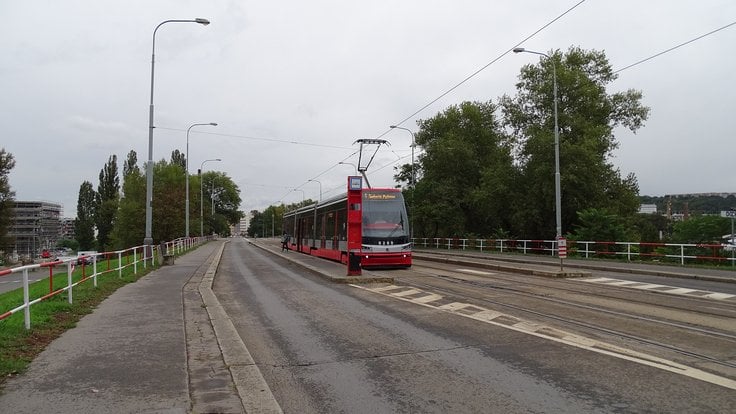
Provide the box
[721,210,736,218]
[558,237,567,259]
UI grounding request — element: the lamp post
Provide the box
[338,161,358,175]
[308,179,322,201]
[389,126,416,188]
[513,47,562,245]
[200,158,221,237]
[293,188,305,203]
[145,17,211,249]
[389,125,416,240]
[186,122,217,238]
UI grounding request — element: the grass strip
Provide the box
[0,257,157,389]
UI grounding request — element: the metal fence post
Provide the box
[67,261,73,304]
[93,256,98,288]
[23,268,30,330]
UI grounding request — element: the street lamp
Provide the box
[513,47,561,243]
[389,125,417,241]
[308,179,322,201]
[338,161,358,175]
[389,126,416,188]
[293,188,305,203]
[200,158,221,237]
[144,17,211,249]
[186,122,217,238]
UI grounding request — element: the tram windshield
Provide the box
[362,191,409,239]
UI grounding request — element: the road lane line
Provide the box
[351,283,736,391]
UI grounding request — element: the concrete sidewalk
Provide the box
[0,240,247,413]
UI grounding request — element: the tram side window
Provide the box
[337,208,347,240]
[325,211,336,240]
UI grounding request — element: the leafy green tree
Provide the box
[110,151,145,249]
[56,238,79,251]
[670,215,731,244]
[500,47,649,238]
[123,150,140,177]
[152,160,186,242]
[75,181,97,250]
[570,208,633,242]
[411,101,515,238]
[199,170,243,236]
[96,155,120,251]
[171,150,186,171]
[0,148,16,253]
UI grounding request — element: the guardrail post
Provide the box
[681,245,685,265]
[118,252,123,278]
[479,239,484,252]
[134,247,138,274]
[23,268,30,330]
[93,256,98,287]
[67,261,73,304]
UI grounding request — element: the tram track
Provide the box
[411,260,736,321]
[392,263,736,373]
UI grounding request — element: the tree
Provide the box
[75,181,97,250]
[123,150,140,178]
[671,215,730,244]
[170,149,186,171]
[110,151,145,249]
[96,155,120,251]
[0,148,16,253]
[152,160,186,242]
[500,47,649,239]
[570,208,633,242]
[410,101,516,238]
[198,170,243,236]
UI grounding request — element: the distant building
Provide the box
[9,201,62,258]
[60,217,75,240]
[638,204,657,214]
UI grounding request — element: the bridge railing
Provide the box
[412,238,736,266]
[0,236,214,330]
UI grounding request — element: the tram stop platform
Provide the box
[248,238,395,284]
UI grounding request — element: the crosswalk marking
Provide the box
[580,277,736,301]
[350,283,736,391]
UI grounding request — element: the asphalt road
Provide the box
[215,239,736,413]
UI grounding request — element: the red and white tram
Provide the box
[283,187,412,268]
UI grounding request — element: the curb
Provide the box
[199,241,283,414]
[248,240,394,284]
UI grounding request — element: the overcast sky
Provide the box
[2,1,734,217]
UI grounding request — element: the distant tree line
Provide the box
[74,149,243,251]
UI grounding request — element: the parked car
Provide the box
[76,251,98,265]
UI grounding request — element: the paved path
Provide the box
[0,240,253,413]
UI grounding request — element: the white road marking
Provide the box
[705,292,736,300]
[392,289,422,297]
[580,277,736,301]
[413,293,443,303]
[351,283,736,391]
[456,268,495,276]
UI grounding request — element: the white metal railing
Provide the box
[0,236,214,330]
[412,238,736,266]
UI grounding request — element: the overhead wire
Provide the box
[286,0,590,195]
[241,1,592,211]
[382,0,589,133]
[614,20,736,74]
